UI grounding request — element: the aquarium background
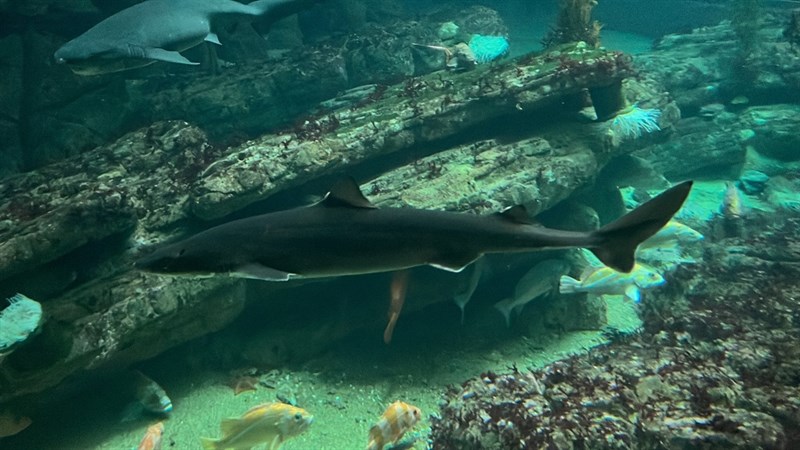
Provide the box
[1,0,800,449]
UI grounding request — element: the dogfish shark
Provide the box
[54,0,322,75]
[136,179,693,281]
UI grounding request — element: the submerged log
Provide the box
[0,44,663,404]
[192,43,636,219]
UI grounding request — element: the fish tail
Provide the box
[558,275,582,294]
[200,437,219,450]
[589,181,693,272]
[493,300,513,328]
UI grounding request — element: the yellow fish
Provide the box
[201,403,313,450]
[559,262,665,303]
[367,401,421,450]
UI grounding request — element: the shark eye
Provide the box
[177,248,186,257]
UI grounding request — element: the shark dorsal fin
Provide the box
[494,205,532,224]
[321,177,378,209]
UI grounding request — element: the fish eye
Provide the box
[294,412,302,420]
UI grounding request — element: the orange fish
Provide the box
[137,421,164,450]
[384,270,409,344]
[367,401,421,450]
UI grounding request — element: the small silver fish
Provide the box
[452,258,485,324]
[494,259,569,327]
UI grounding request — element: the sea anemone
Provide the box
[468,35,509,64]
[0,293,44,353]
[608,103,661,140]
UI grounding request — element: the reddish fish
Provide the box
[137,421,164,450]
[384,271,409,344]
[367,401,421,450]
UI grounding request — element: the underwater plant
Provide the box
[542,0,602,49]
[608,103,661,141]
[468,35,509,64]
[588,80,661,141]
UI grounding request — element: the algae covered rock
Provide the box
[0,38,656,407]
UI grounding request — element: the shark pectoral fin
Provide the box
[428,252,480,272]
[231,263,295,281]
[145,48,199,65]
[205,32,221,45]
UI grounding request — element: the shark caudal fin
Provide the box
[590,181,693,272]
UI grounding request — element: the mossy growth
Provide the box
[542,0,602,49]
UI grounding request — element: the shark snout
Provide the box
[53,47,70,65]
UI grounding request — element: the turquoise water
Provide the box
[2,1,800,449]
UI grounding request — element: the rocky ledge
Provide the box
[0,42,671,404]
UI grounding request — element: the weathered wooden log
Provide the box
[192,44,636,219]
[0,44,661,404]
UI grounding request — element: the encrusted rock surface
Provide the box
[0,276,245,403]
[637,12,800,114]
[634,103,800,180]
[0,3,505,174]
[430,212,800,449]
[191,44,638,219]
[0,121,210,282]
[0,41,660,404]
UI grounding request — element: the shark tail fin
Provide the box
[589,181,693,272]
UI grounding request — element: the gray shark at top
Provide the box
[54,0,321,75]
[135,178,693,281]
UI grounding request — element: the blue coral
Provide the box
[468,35,509,64]
[609,104,661,140]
